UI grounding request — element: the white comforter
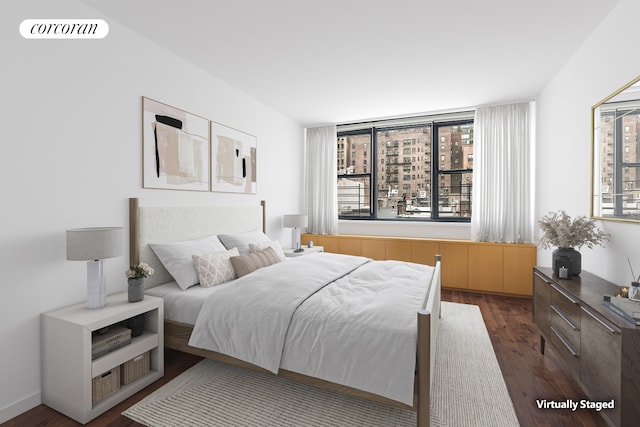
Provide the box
[188,252,434,406]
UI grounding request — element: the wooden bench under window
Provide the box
[302,234,536,296]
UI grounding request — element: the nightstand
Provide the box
[41,293,164,424]
[283,246,324,258]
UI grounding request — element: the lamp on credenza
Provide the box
[283,214,308,253]
[66,227,123,309]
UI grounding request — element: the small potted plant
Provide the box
[125,261,154,302]
[538,210,609,276]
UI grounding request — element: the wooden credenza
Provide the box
[301,233,536,296]
[533,267,640,427]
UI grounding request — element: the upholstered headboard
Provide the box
[129,198,266,288]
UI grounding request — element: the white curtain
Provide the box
[305,125,338,234]
[471,102,533,243]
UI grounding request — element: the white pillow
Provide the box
[217,230,270,254]
[149,235,226,291]
[249,240,286,262]
[192,248,239,287]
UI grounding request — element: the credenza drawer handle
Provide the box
[550,325,579,357]
[550,304,578,330]
[550,283,579,305]
[580,306,619,334]
[534,271,552,284]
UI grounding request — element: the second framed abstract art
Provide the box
[210,121,257,194]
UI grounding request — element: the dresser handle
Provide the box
[580,306,618,334]
[550,283,579,305]
[534,271,552,285]
[550,304,578,330]
[550,325,579,357]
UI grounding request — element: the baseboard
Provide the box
[0,391,41,424]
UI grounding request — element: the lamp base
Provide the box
[290,227,302,252]
[293,248,305,253]
[86,260,107,309]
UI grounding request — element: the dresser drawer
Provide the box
[551,304,580,352]
[549,284,581,376]
[550,285,581,328]
[533,272,552,334]
[549,324,580,376]
[580,306,621,426]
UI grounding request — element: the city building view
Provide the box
[337,122,474,220]
[597,108,640,218]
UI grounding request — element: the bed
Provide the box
[129,197,441,427]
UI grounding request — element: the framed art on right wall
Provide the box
[210,121,257,194]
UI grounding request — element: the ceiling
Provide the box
[83,0,620,126]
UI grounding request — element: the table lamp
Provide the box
[283,214,308,252]
[66,227,123,309]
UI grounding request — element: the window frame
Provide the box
[613,108,640,218]
[337,129,374,218]
[337,114,474,222]
[431,120,474,220]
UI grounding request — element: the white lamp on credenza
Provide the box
[66,227,123,309]
[283,214,308,253]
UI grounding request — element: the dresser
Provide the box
[533,267,640,427]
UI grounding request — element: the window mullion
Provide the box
[431,125,439,220]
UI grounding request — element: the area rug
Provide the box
[123,302,519,426]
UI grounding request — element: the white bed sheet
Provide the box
[188,252,434,406]
[145,259,293,324]
[146,281,223,325]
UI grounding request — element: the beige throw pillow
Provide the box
[230,246,281,278]
[192,248,239,287]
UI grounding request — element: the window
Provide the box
[434,122,474,218]
[337,132,372,216]
[337,114,474,221]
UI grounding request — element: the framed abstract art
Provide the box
[210,121,257,194]
[142,97,209,191]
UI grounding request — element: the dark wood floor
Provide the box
[3,290,609,427]
[444,290,607,427]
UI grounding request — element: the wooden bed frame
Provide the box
[129,197,441,427]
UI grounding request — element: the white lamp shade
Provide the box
[283,214,308,229]
[66,227,123,309]
[66,227,123,261]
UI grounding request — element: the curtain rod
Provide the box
[306,99,535,129]
[473,99,535,110]
[335,108,475,127]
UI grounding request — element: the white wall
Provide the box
[0,0,303,421]
[536,0,640,283]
